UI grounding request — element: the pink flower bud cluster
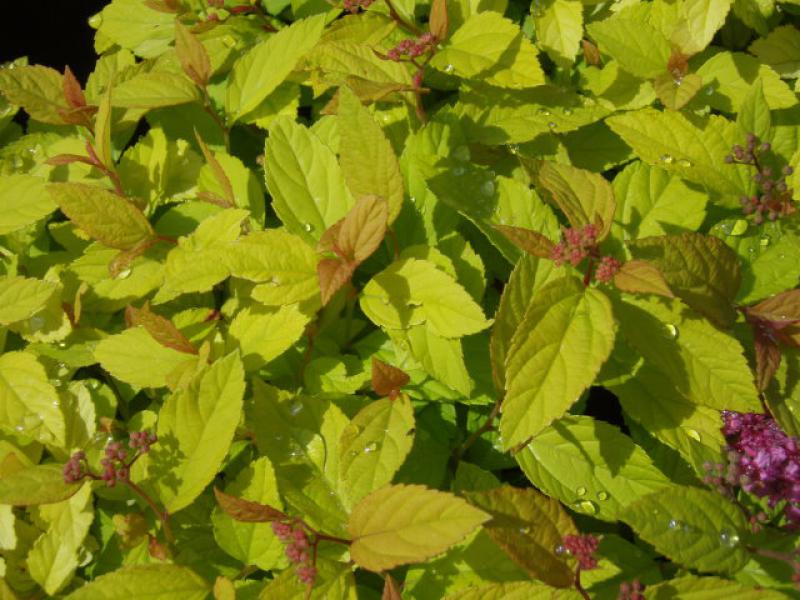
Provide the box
[272,521,317,585]
[726,133,796,224]
[62,431,158,486]
[386,33,435,61]
[342,0,374,12]
[561,533,599,570]
[718,411,800,526]
[550,225,620,283]
[63,450,87,483]
[618,580,645,600]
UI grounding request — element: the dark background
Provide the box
[2,1,108,81]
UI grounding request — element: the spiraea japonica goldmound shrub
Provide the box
[1,0,800,597]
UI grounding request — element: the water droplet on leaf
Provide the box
[303,223,314,233]
[597,491,608,501]
[364,441,378,453]
[730,219,748,236]
[116,268,132,280]
[453,166,466,176]
[759,234,770,247]
[668,518,681,530]
[575,500,597,515]
[288,400,303,416]
[677,158,692,167]
[685,428,701,442]
[444,64,455,73]
[453,145,470,162]
[665,323,679,339]
[576,486,587,496]
[660,154,674,165]
[481,180,495,196]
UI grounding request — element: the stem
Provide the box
[200,87,230,152]
[123,479,174,544]
[452,398,502,463]
[384,0,422,35]
[748,545,798,565]
[386,227,400,259]
[574,567,591,600]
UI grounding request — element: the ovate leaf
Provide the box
[264,117,355,243]
[152,352,245,513]
[749,25,800,79]
[47,183,154,250]
[0,174,56,235]
[468,486,577,587]
[337,87,404,222]
[0,65,68,124]
[0,277,59,325]
[533,0,583,67]
[613,260,674,298]
[339,396,415,507]
[112,72,200,109]
[623,486,750,574]
[347,484,490,571]
[0,464,80,506]
[500,277,616,448]
[64,564,210,600]
[226,15,326,121]
[587,18,671,79]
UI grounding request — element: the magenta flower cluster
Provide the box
[550,224,620,282]
[561,533,599,570]
[272,521,317,585]
[386,33,435,61]
[720,411,800,525]
[342,0,374,13]
[618,580,645,600]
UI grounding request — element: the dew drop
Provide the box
[665,323,679,339]
[705,85,715,95]
[453,145,470,162]
[547,121,557,130]
[576,486,587,496]
[303,223,314,233]
[453,166,466,177]
[668,518,681,530]
[444,64,455,74]
[409,196,416,204]
[575,500,597,515]
[554,544,567,555]
[365,442,379,453]
[685,428,701,442]
[596,491,609,501]
[28,316,45,331]
[481,180,495,197]
[52,400,61,407]
[719,528,740,547]
[562,108,573,116]
[518,525,531,534]
[57,341,67,348]
[677,158,693,168]
[116,268,132,280]
[730,219,748,236]
[288,400,303,416]
[660,154,674,165]
[759,234,771,247]
[538,108,552,116]
[14,424,24,433]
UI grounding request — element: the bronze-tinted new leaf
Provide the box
[382,574,403,600]
[748,289,800,322]
[176,21,212,88]
[613,260,674,298]
[338,195,389,264]
[62,66,86,108]
[492,224,554,259]
[753,325,782,391]
[126,302,197,354]
[371,357,410,398]
[429,0,449,41]
[318,258,355,306]
[109,237,158,279]
[213,487,286,522]
[195,130,235,205]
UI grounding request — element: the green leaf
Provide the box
[226,230,320,305]
[736,79,771,141]
[531,161,616,238]
[647,575,788,599]
[112,72,200,109]
[0,276,59,326]
[606,109,750,196]
[628,233,741,326]
[152,352,245,513]
[467,486,577,587]
[654,73,703,111]
[611,161,708,242]
[697,52,796,112]
[94,328,197,389]
[623,486,750,574]
[490,255,561,391]
[337,86,404,222]
[430,13,545,87]
[64,564,210,600]
[27,483,94,595]
[0,464,80,506]
[226,16,326,121]
[587,17,671,79]
[613,295,760,412]
[516,415,671,521]
[227,305,309,372]
[360,258,491,338]
[0,352,66,447]
[339,396,415,507]
[0,174,56,235]
[47,183,154,250]
[500,277,616,448]
[749,25,800,79]
[347,484,490,571]
[0,65,68,124]
[212,457,284,570]
[404,325,473,397]
[97,0,175,58]
[670,0,733,55]
[738,232,800,304]
[445,581,581,599]
[533,0,583,67]
[264,117,355,244]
